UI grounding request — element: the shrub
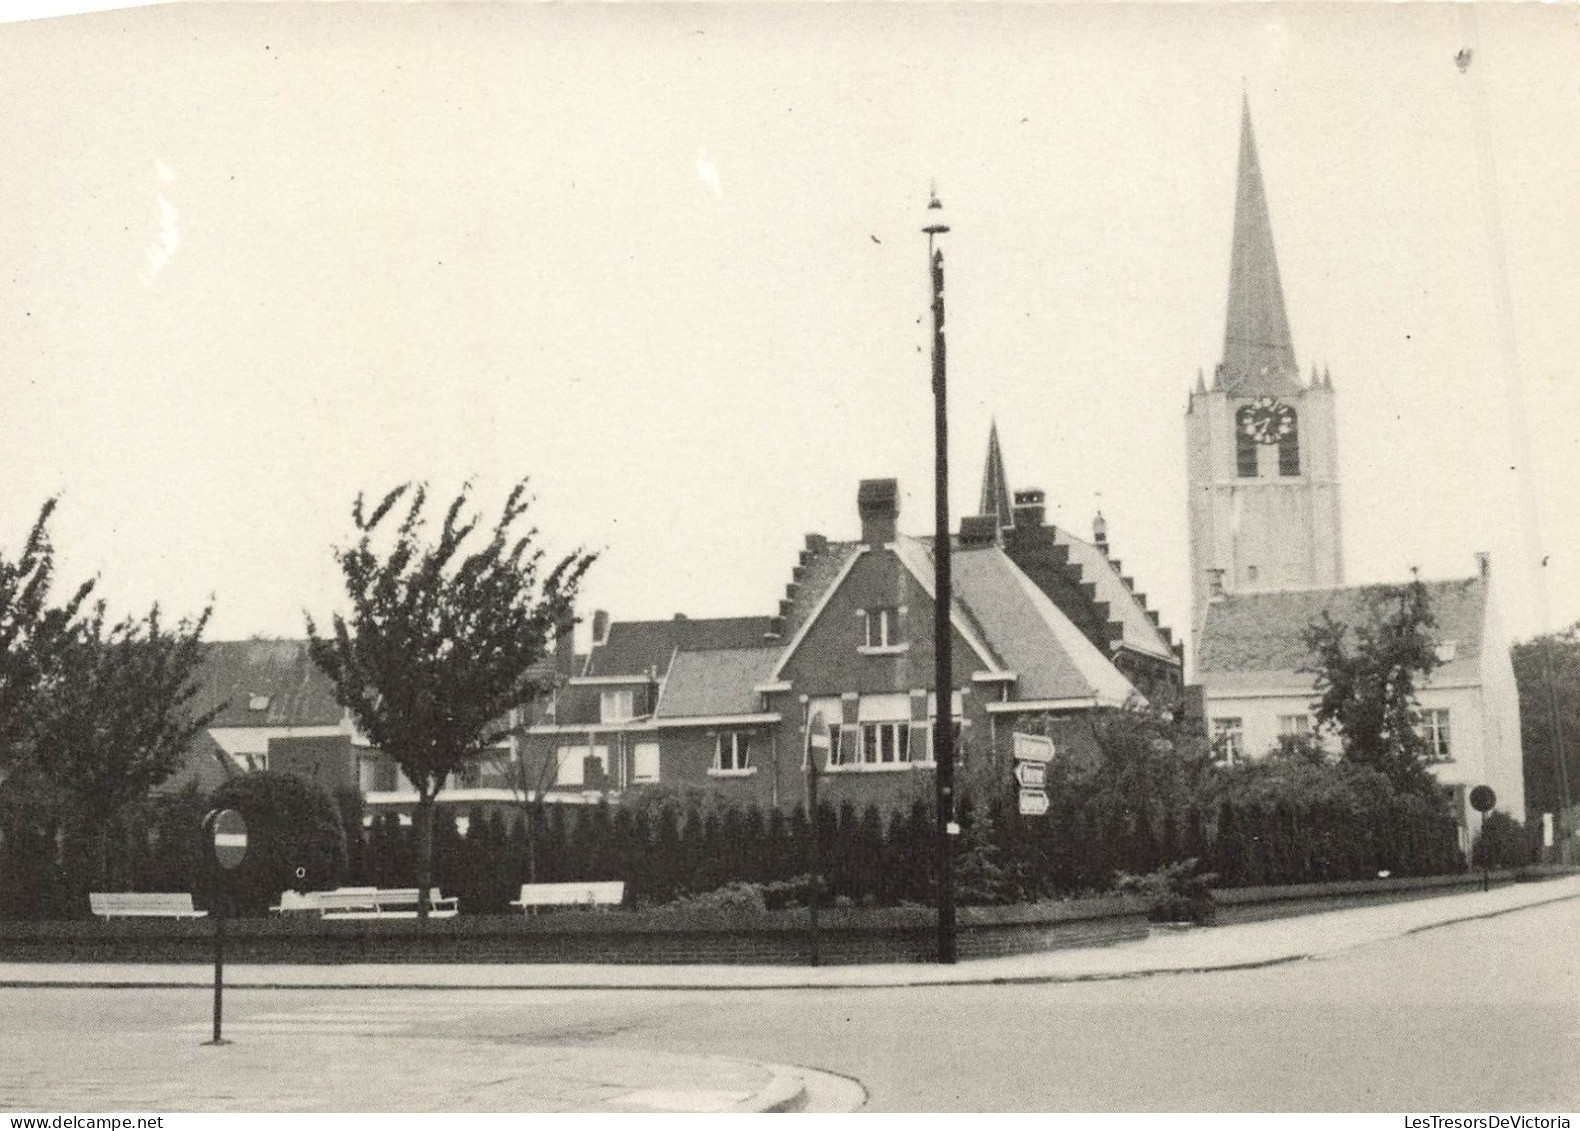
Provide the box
[658,880,768,917]
[1471,812,1533,870]
[197,772,348,916]
[1116,858,1218,924]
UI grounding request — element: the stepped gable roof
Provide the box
[583,615,776,679]
[903,536,1139,705]
[654,647,783,720]
[1198,578,1486,687]
[1051,526,1177,662]
[196,639,343,728]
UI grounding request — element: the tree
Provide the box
[307,480,595,918]
[1303,580,1442,794]
[29,600,218,898]
[1511,625,1579,831]
[0,499,95,772]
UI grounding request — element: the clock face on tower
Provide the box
[1238,397,1296,445]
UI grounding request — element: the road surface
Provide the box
[6,896,1577,1111]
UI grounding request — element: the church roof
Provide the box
[979,421,1013,531]
[1219,97,1301,397]
[1197,578,1487,690]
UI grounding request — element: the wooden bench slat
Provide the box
[90,893,206,919]
[511,881,624,911]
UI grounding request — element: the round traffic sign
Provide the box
[208,808,249,870]
[1469,785,1497,814]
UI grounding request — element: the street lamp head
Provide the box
[922,186,950,235]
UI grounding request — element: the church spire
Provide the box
[1220,96,1300,396]
[979,421,1013,531]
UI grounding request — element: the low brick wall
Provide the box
[0,896,1149,967]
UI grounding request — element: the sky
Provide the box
[2,2,1578,662]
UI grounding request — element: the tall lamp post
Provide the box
[924,189,957,964]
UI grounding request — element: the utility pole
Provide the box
[924,188,957,964]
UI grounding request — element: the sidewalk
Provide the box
[4,872,1576,992]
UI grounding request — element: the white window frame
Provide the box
[1212,717,1244,765]
[1419,708,1452,763]
[712,731,755,776]
[858,607,908,656]
[555,744,610,787]
[1278,714,1312,738]
[600,688,637,724]
[632,742,661,784]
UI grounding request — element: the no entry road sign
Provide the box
[208,809,248,870]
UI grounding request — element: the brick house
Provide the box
[515,449,1182,814]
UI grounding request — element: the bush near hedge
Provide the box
[0,755,1487,919]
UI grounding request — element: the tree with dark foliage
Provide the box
[307,480,595,919]
[30,600,218,898]
[1511,625,1578,835]
[0,499,95,772]
[1303,580,1443,795]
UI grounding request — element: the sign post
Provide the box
[805,711,829,967]
[1469,785,1496,893]
[202,807,248,1046]
[1012,733,1055,817]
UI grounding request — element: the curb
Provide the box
[3,881,1575,995]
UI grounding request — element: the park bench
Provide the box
[272,886,458,919]
[511,880,625,914]
[89,892,206,919]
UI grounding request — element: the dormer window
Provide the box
[600,688,636,723]
[248,694,271,712]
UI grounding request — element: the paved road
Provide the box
[8,897,1578,1111]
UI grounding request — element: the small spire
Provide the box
[1323,362,1332,389]
[1093,510,1109,550]
[979,421,1014,532]
[1195,367,1207,394]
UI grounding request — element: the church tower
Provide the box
[1186,98,1343,645]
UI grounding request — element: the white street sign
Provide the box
[1012,732,1055,764]
[1018,788,1049,817]
[1014,761,1046,789]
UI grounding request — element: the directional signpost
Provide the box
[202,807,248,1046]
[1013,733,1055,817]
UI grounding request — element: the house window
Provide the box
[600,688,637,723]
[1278,714,1311,738]
[633,742,660,783]
[1419,709,1452,763]
[715,732,752,772]
[555,744,609,787]
[248,694,271,712]
[861,721,911,765]
[1212,717,1244,764]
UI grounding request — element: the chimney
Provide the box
[1093,510,1109,551]
[857,478,898,545]
[1012,488,1046,529]
[554,615,576,679]
[590,609,610,647]
[1475,551,1490,581]
[1207,568,1226,600]
[958,515,998,547]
